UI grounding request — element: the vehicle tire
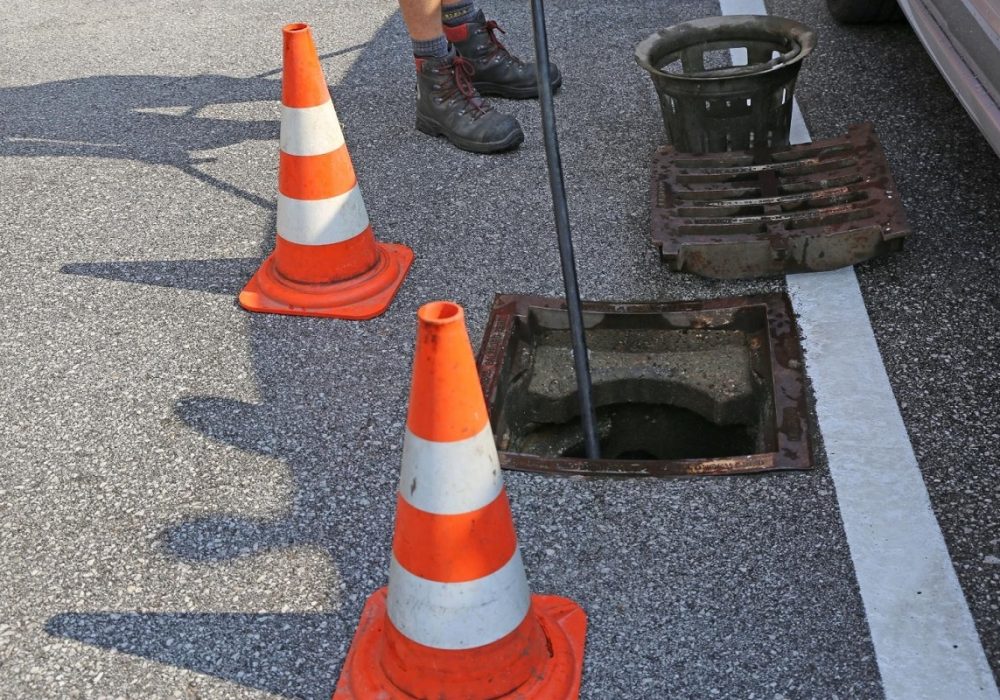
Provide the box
[826,0,903,23]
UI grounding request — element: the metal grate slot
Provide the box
[651,122,911,278]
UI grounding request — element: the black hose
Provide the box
[529,0,601,460]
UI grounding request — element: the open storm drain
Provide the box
[476,293,811,477]
[651,122,911,278]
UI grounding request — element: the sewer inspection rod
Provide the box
[529,0,601,460]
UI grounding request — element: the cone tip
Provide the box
[418,301,464,327]
[283,22,310,35]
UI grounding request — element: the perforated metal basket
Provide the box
[635,15,816,152]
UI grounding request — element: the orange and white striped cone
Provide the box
[239,23,413,320]
[333,301,587,699]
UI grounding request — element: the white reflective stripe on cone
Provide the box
[399,424,502,516]
[276,186,369,246]
[280,100,345,156]
[387,550,531,650]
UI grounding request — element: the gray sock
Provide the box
[442,0,477,26]
[412,34,449,58]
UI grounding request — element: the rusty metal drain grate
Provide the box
[476,293,811,477]
[651,122,910,278]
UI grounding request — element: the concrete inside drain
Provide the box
[477,294,811,477]
[512,329,761,460]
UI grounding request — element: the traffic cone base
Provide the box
[333,301,587,697]
[333,588,587,700]
[239,242,413,320]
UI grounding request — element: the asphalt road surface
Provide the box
[1,0,997,697]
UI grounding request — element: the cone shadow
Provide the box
[43,10,412,697]
[1,74,282,210]
[60,258,261,295]
[161,515,300,562]
[45,612,344,699]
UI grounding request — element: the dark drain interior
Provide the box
[532,403,757,461]
[476,294,811,477]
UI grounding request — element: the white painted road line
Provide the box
[719,1,1000,697]
[788,269,999,700]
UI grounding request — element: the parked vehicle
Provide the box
[828,0,1000,156]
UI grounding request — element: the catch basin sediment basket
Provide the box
[635,15,816,152]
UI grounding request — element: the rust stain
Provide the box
[652,122,911,278]
[476,293,812,478]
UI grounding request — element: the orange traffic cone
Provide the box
[240,23,413,320]
[333,301,587,699]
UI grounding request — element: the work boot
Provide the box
[445,11,562,99]
[415,49,524,153]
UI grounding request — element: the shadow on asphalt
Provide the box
[45,612,342,699]
[41,17,405,700]
[60,258,262,295]
[1,73,283,210]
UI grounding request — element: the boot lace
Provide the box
[442,55,490,118]
[483,21,523,64]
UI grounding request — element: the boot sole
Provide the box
[474,75,563,100]
[415,115,524,154]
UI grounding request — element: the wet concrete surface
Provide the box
[526,330,754,420]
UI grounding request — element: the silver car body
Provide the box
[898,0,1000,155]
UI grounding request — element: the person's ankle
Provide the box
[412,34,448,59]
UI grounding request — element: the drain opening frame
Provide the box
[476,293,812,477]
